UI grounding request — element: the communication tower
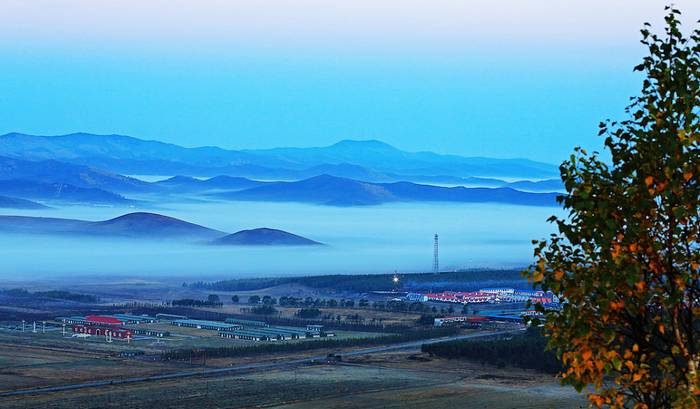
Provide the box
[433,234,439,273]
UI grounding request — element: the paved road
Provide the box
[0,330,518,398]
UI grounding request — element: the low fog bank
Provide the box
[0,201,561,282]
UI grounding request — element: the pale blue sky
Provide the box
[1,1,699,162]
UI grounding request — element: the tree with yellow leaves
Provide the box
[528,7,699,408]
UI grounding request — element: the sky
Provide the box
[1,1,699,163]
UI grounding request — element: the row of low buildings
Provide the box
[57,314,169,340]
[55,313,334,343]
[58,314,158,326]
[219,324,328,342]
[170,317,334,342]
[171,319,241,332]
[414,288,557,305]
[433,314,531,328]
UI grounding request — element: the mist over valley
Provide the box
[0,133,563,282]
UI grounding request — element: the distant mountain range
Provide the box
[0,132,563,207]
[214,174,560,206]
[0,212,320,245]
[0,155,145,204]
[0,195,48,209]
[0,132,559,180]
[0,179,132,205]
[155,175,266,192]
[0,155,150,192]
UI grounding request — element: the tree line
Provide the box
[421,327,560,374]
[1,288,99,303]
[184,269,525,293]
[171,294,223,308]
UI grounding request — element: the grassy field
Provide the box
[0,317,384,359]
[0,351,587,409]
[0,324,396,394]
[200,303,423,326]
[0,278,583,408]
[0,345,175,392]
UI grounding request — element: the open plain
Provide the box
[0,348,587,409]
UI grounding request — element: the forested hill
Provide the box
[186,269,527,293]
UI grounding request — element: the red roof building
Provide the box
[425,291,493,304]
[85,315,124,325]
[72,324,132,339]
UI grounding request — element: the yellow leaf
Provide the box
[590,395,604,407]
[674,277,686,291]
[611,300,625,310]
[554,270,564,280]
[683,172,693,182]
[611,243,621,258]
[644,176,654,187]
[658,324,665,334]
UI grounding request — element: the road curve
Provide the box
[0,330,517,398]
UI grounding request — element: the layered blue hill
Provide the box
[0,155,150,192]
[217,175,395,206]
[245,139,558,178]
[0,195,48,209]
[212,228,322,246]
[0,212,320,245]
[0,133,559,179]
[89,212,226,239]
[0,179,131,204]
[155,175,265,192]
[0,212,222,240]
[214,175,559,206]
[0,215,92,235]
[505,179,565,191]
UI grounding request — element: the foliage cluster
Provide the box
[171,298,223,308]
[528,8,699,407]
